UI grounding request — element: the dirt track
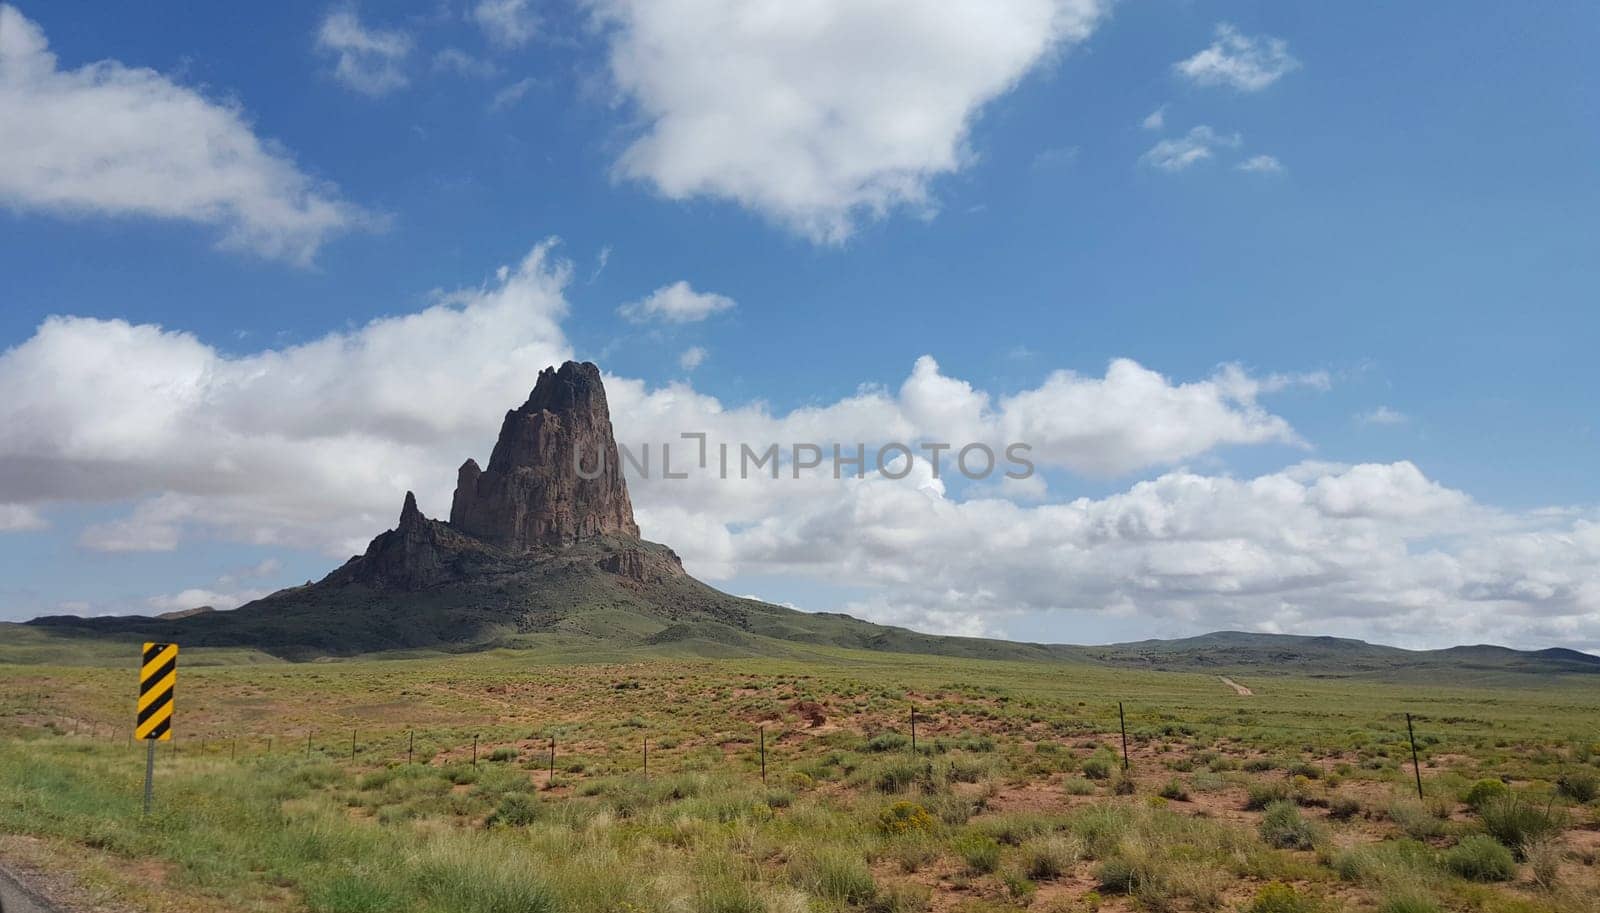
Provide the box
[1220,676,1253,696]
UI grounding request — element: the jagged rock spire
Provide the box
[449,361,639,549]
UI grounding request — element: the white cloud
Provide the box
[146,586,270,613]
[0,5,370,264]
[1141,106,1165,130]
[1141,125,1240,172]
[0,503,44,532]
[4,243,1595,650]
[699,459,1600,651]
[1175,24,1299,92]
[473,0,538,49]
[1237,154,1284,174]
[489,77,537,111]
[587,0,1109,242]
[1359,405,1408,426]
[619,281,736,323]
[433,48,498,79]
[316,8,412,96]
[678,346,707,371]
[0,240,573,558]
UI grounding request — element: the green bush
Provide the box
[1328,796,1361,820]
[1020,835,1080,880]
[1245,781,1291,810]
[956,835,1002,874]
[797,849,877,904]
[1463,778,1509,810]
[1158,779,1189,801]
[1556,770,1598,803]
[484,792,540,828]
[1442,835,1515,882]
[1094,857,1138,894]
[1259,801,1320,850]
[1477,793,1566,857]
[306,872,405,913]
[487,747,517,763]
[1243,882,1318,913]
[876,801,936,836]
[1081,758,1113,780]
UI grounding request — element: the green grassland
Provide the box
[2,638,1598,913]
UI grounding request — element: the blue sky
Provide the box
[1,1,1596,649]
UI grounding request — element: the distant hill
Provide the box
[21,362,1598,681]
[1078,630,1600,679]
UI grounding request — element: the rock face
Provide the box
[330,491,455,590]
[450,361,640,549]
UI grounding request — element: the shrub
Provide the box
[866,732,911,752]
[306,873,405,913]
[1477,793,1567,857]
[484,792,540,828]
[797,850,876,905]
[1387,801,1444,840]
[487,747,517,763]
[1328,796,1362,820]
[956,835,1002,874]
[1525,837,1562,890]
[1463,778,1510,810]
[1082,758,1113,780]
[1113,777,1136,796]
[1094,857,1138,894]
[1556,770,1599,803]
[876,801,937,836]
[1020,835,1080,880]
[1442,835,1515,882]
[1062,776,1095,795]
[1158,779,1190,801]
[1259,802,1320,850]
[1243,882,1318,913]
[1245,781,1291,810]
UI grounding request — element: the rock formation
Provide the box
[449,361,639,549]
[321,360,678,591]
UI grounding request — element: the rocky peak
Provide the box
[449,361,640,549]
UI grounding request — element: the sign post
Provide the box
[136,642,178,815]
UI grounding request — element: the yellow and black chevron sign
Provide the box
[136,642,178,741]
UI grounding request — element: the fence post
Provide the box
[1118,702,1130,771]
[643,738,649,780]
[1406,713,1424,800]
[760,726,767,784]
[408,730,414,765]
[548,736,555,784]
[307,731,312,757]
[910,705,917,752]
[351,729,357,762]
[472,734,479,767]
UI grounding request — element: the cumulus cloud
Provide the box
[0,5,370,264]
[473,0,538,49]
[3,243,1595,649]
[316,7,412,96]
[587,0,1108,242]
[0,240,573,558]
[705,459,1600,650]
[1141,106,1165,130]
[1175,24,1299,92]
[1141,126,1240,172]
[619,281,736,323]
